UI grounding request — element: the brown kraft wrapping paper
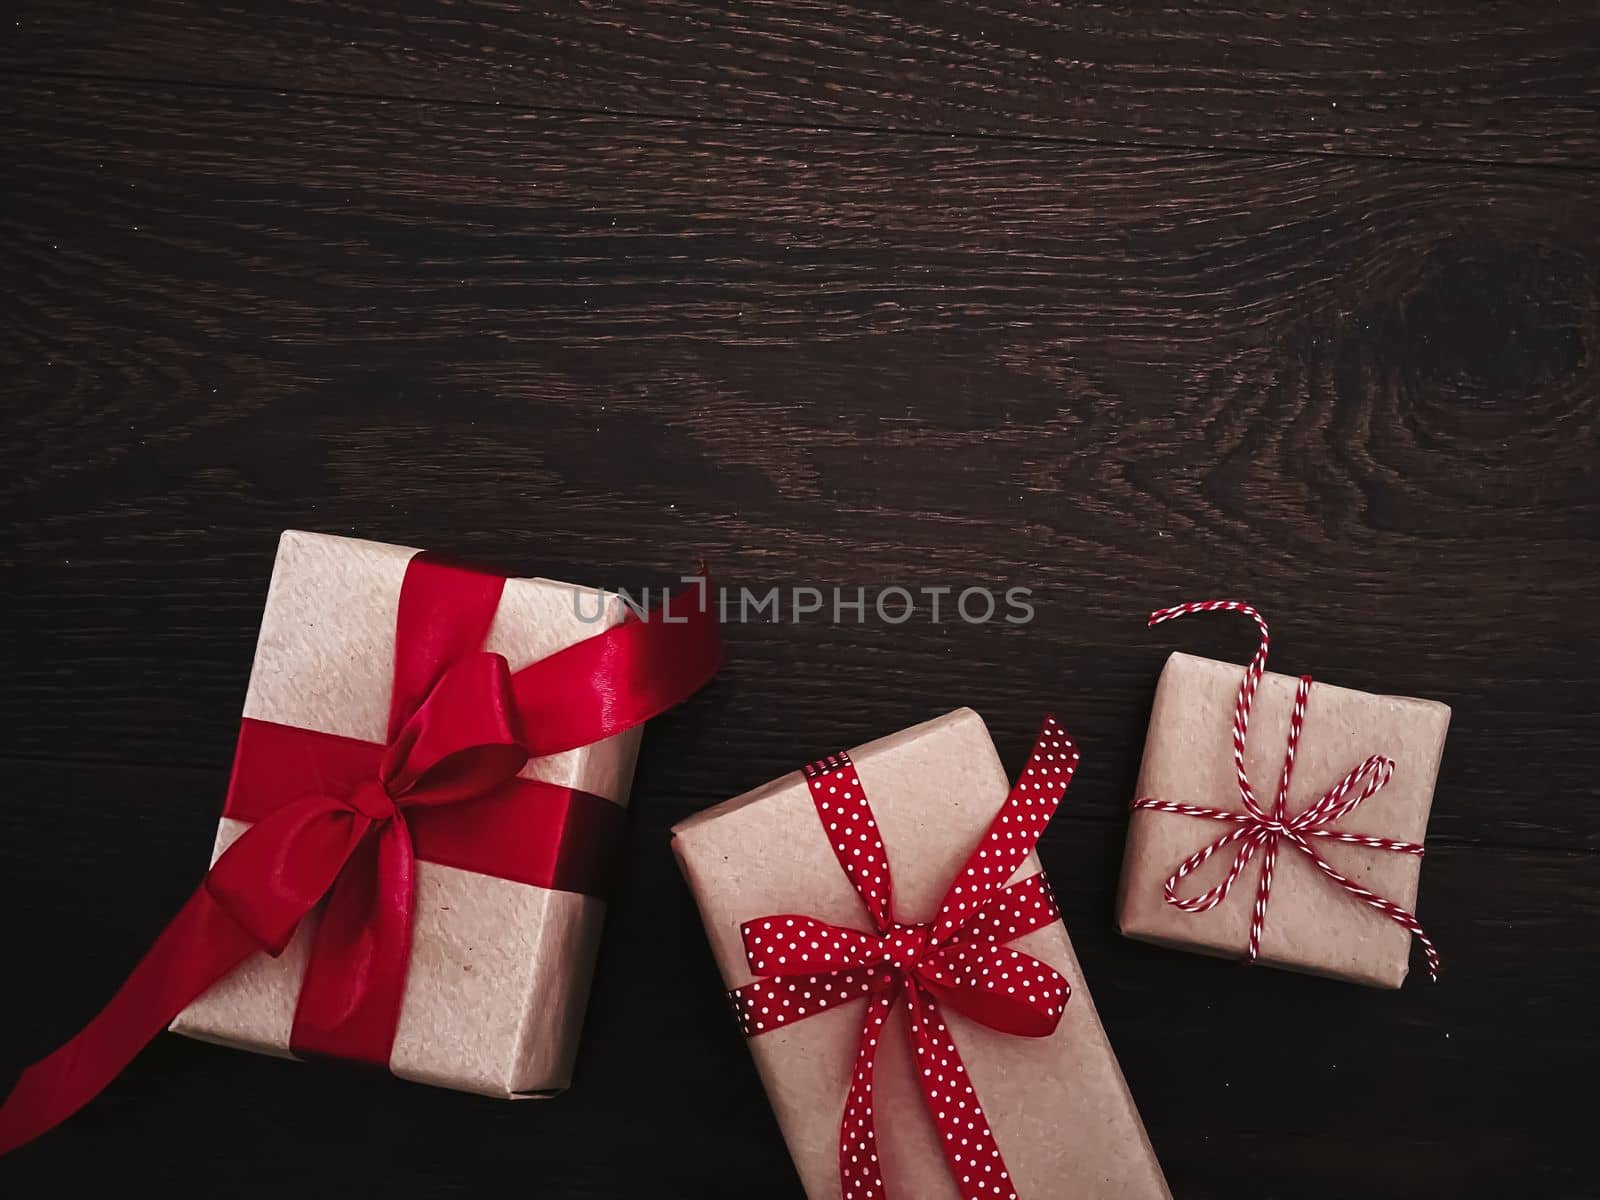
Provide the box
[1118,651,1450,989]
[672,709,1171,1200]
[170,530,642,1098]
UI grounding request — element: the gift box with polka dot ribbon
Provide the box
[672,709,1169,1200]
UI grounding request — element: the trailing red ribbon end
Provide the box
[0,555,723,1155]
[731,717,1080,1200]
[1133,600,1439,981]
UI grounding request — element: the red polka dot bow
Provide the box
[731,717,1080,1200]
[1133,601,1439,979]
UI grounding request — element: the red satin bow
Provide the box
[1133,600,1439,979]
[0,553,722,1154]
[731,717,1080,1200]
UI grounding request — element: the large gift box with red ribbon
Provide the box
[1118,602,1450,988]
[169,529,690,1094]
[672,709,1170,1200]
[168,529,723,1093]
[0,531,722,1153]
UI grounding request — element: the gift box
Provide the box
[672,709,1170,1200]
[172,530,655,1095]
[0,530,721,1154]
[1117,601,1450,989]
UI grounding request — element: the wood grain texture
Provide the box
[0,756,1592,1197]
[1,59,1597,1199]
[5,0,1600,166]
[3,77,1595,849]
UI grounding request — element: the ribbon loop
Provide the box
[202,795,372,957]
[381,650,528,804]
[731,716,1078,1200]
[740,915,890,977]
[1157,823,1261,914]
[1133,600,1440,981]
[917,942,1069,1038]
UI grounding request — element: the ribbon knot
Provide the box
[731,717,1080,1200]
[879,923,929,971]
[1133,600,1440,981]
[345,779,399,824]
[229,587,544,1065]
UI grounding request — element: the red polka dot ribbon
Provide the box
[1133,601,1439,980]
[730,717,1080,1200]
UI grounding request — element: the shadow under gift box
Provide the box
[1118,652,1451,989]
[169,531,641,1098]
[672,709,1170,1200]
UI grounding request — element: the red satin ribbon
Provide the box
[730,717,1080,1200]
[0,554,722,1153]
[226,721,627,902]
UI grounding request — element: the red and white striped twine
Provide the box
[1135,601,1439,981]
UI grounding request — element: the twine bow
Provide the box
[731,717,1079,1200]
[1133,600,1439,980]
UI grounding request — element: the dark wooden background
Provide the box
[2,3,1597,1197]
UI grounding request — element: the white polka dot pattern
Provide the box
[953,874,1060,950]
[839,986,899,1200]
[727,717,1079,1200]
[730,966,888,1037]
[802,749,896,931]
[931,717,1078,944]
[917,943,1069,1038]
[1132,601,1441,981]
[741,915,893,977]
[907,987,1018,1199]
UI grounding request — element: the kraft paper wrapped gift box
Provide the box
[170,530,644,1097]
[672,709,1171,1200]
[1118,650,1451,989]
